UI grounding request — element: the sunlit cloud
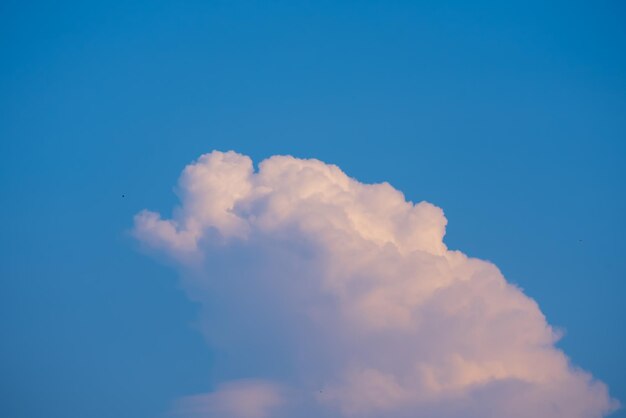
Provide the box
[134,150,618,418]
[172,380,284,418]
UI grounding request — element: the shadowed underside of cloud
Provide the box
[134,151,618,418]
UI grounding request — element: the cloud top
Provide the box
[134,151,618,418]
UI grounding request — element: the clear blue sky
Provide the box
[1,1,624,417]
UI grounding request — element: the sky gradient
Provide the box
[1,1,625,417]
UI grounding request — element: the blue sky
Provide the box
[1,1,625,417]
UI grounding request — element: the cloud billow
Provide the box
[134,151,618,418]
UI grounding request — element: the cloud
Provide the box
[172,380,284,418]
[134,150,618,418]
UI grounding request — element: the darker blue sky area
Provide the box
[1,1,625,417]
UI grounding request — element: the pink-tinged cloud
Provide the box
[172,380,284,418]
[134,150,619,418]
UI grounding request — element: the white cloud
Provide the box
[134,150,619,418]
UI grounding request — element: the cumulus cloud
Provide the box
[134,150,618,418]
